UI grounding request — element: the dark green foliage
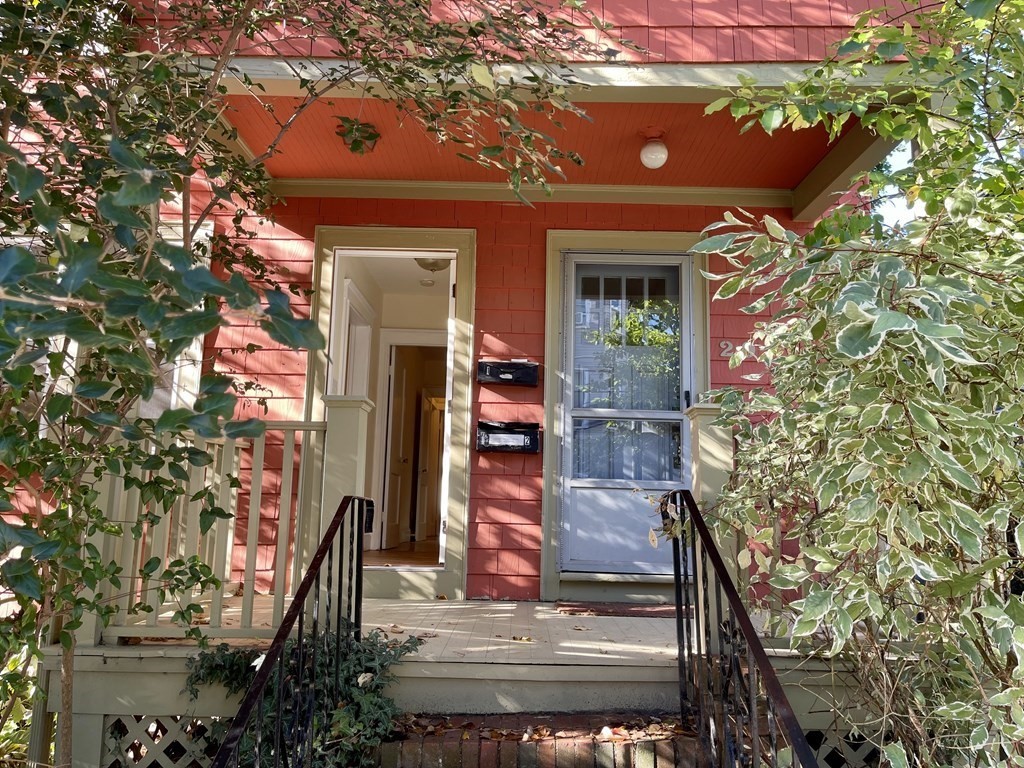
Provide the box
[185,629,423,767]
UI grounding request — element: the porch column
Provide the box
[686,402,731,505]
[686,402,735,655]
[320,396,375,535]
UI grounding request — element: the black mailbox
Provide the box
[476,420,541,454]
[477,360,540,387]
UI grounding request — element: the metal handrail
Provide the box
[659,489,819,768]
[209,495,373,768]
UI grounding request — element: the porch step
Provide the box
[366,599,680,714]
[376,714,699,767]
[391,661,680,713]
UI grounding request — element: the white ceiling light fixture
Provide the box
[639,127,668,170]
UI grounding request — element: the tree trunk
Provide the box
[59,632,75,767]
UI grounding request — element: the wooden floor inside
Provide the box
[363,538,441,568]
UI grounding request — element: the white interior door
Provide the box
[560,257,693,574]
[383,347,414,549]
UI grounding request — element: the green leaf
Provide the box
[199,506,233,535]
[61,245,101,293]
[224,418,266,439]
[6,160,45,199]
[715,275,745,300]
[112,172,164,206]
[898,451,931,485]
[182,267,233,297]
[922,443,981,492]
[45,394,74,421]
[870,311,915,337]
[907,401,941,434]
[876,41,905,60]
[925,336,980,366]
[964,0,1000,17]
[704,97,732,115]
[883,744,909,768]
[836,323,884,359]
[98,193,147,229]
[779,266,815,294]
[915,319,964,339]
[759,105,784,134]
[262,317,325,350]
[0,247,41,285]
[109,138,147,170]
[691,233,738,254]
[1,558,43,601]
[2,365,34,388]
[75,380,113,398]
[469,63,494,91]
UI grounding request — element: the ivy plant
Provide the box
[183,629,422,768]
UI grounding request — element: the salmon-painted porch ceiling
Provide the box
[224,96,838,189]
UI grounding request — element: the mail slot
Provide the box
[476,420,541,454]
[477,360,539,387]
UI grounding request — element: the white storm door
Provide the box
[560,257,693,574]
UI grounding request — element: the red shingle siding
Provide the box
[213,197,788,597]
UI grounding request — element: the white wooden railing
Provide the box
[102,421,327,640]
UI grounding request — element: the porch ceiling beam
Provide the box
[269,178,793,208]
[214,58,898,104]
[791,124,896,222]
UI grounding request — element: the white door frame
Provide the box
[559,251,696,574]
[328,276,377,397]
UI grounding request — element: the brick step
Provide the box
[375,714,699,768]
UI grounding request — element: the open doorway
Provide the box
[365,343,448,567]
[329,247,455,568]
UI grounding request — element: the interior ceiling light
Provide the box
[415,257,450,273]
[639,127,668,170]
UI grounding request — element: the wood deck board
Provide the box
[109,598,680,668]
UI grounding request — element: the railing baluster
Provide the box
[210,437,237,628]
[658,491,820,768]
[241,434,266,629]
[209,495,367,768]
[749,645,761,768]
[273,429,297,625]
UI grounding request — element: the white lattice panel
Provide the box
[103,714,221,768]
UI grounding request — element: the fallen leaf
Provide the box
[387,623,404,633]
[599,726,614,739]
[511,635,533,642]
[436,594,448,600]
[418,631,439,639]
[522,726,534,742]
[572,625,592,631]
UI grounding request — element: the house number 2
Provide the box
[719,341,736,357]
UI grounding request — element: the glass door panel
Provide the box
[561,259,691,574]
